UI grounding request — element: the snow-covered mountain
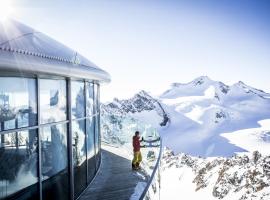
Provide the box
[158,76,270,157]
[101,76,270,157]
[161,149,270,200]
[101,90,169,127]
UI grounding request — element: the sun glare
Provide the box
[0,0,15,21]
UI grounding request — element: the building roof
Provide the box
[0,19,110,83]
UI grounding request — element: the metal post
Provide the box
[93,83,97,172]
[97,84,101,166]
[84,81,88,183]
[67,79,74,200]
[0,123,4,145]
[37,78,43,200]
[15,119,19,150]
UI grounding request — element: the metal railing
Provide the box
[139,139,162,200]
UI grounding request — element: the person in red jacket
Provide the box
[132,131,144,170]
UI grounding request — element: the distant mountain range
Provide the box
[101,76,270,157]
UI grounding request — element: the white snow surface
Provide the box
[221,119,270,155]
[157,76,270,157]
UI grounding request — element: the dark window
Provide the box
[0,77,37,131]
[40,79,67,124]
[71,81,85,119]
[0,129,38,199]
[41,124,69,200]
[72,119,87,198]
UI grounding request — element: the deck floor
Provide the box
[79,145,147,200]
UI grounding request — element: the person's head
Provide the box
[135,131,140,137]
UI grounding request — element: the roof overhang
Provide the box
[0,50,111,83]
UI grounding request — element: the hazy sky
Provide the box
[4,0,270,101]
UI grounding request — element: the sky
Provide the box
[2,0,270,102]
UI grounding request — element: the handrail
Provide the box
[139,138,162,200]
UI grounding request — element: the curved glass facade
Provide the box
[0,76,101,200]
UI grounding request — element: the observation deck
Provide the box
[79,139,162,200]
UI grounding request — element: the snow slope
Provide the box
[158,76,270,157]
[221,119,270,155]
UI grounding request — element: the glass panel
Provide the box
[86,82,94,117]
[41,124,68,179]
[0,129,38,199]
[71,81,85,119]
[95,114,101,169]
[40,79,67,124]
[72,119,87,198]
[86,117,95,183]
[93,84,99,114]
[41,124,69,200]
[94,84,101,168]
[0,77,37,131]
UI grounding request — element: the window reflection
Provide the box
[0,130,38,199]
[0,78,102,199]
[72,120,86,166]
[94,84,100,114]
[41,124,67,179]
[0,78,37,131]
[93,84,101,168]
[95,115,100,161]
[86,82,94,117]
[86,117,95,182]
[40,79,67,124]
[72,119,87,198]
[71,81,85,119]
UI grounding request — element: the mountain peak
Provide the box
[193,75,211,81]
[236,81,248,87]
[191,76,213,86]
[171,76,212,88]
[232,81,270,97]
[137,90,150,97]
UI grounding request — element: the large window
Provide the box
[0,129,38,199]
[0,77,101,200]
[71,81,87,198]
[0,77,37,131]
[40,79,67,124]
[86,82,96,182]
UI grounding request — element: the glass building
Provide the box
[0,20,110,200]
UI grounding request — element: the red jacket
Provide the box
[133,136,141,152]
